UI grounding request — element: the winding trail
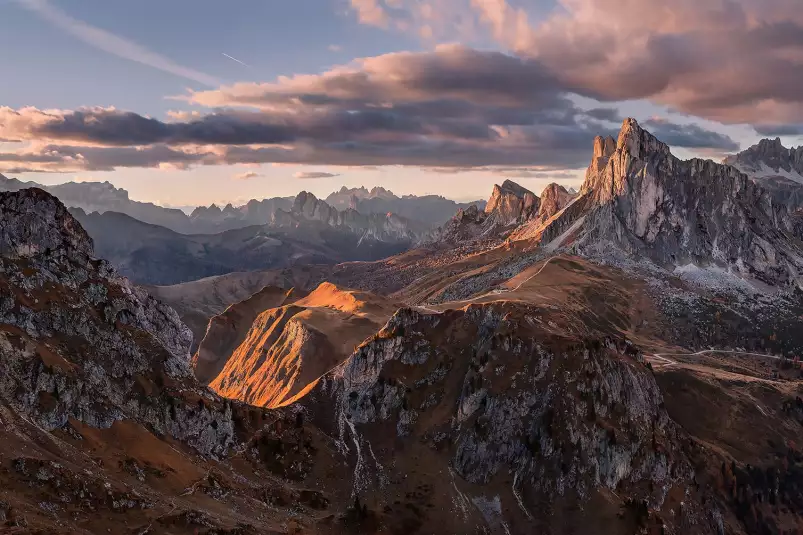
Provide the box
[649,349,786,369]
[414,256,558,314]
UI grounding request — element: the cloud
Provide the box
[293,171,340,179]
[496,169,581,180]
[15,0,218,86]
[347,0,803,124]
[641,118,740,151]
[508,0,803,123]
[328,44,343,52]
[183,45,562,110]
[350,0,388,27]
[0,46,739,175]
[584,108,623,123]
[233,171,259,180]
[753,124,803,137]
[0,39,751,174]
[0,107,296,146]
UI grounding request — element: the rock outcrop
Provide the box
[724,138,803,210]
[0,188,236,457]
[539,119,803,287]
[304,303,720,534]
[484,180,540,226]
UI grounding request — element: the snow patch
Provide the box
[750,163,803,185]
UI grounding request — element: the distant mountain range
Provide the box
[70,190,422,285]
[0,174,484,234]
[724,137,803,210]
[325,185,486,227]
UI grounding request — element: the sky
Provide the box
[1,0,802,207]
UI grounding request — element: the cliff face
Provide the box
[724,138,803,210]
[0,188,237,457]
[537,119,803,287]
[303,303,720,534]
[484,180,540,226]
[274,191,424,243]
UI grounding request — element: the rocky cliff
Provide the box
[302,303,722,534]
[537,119,803,287]
[274,191,426,243]
[509,183,577,242]
[0,188,237,457]
[433,180,546,245]
[724,138,803,210]
[484,180,540,226]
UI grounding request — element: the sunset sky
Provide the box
[1,0,801,207]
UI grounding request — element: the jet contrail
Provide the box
[15,0,219,86]
[222,53,250,68]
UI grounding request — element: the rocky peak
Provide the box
[725,137,803,177]
[368,186,396,199]
[506,183,577,242]
[538,119,803,287]
[583,134,617,196]
[616,118,671,160]
[582,118,671,203]
[592,135,616,160]
[0,188,93,260]
[292,191,338,224]
[485,180,540,225]
[536,183,575,223]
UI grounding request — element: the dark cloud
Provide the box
[584,108,623,123]
[641,119,740,151]
[187,46,564,110]
[0,43,752,174]
[294,171,340,179]
[753,124,803,137]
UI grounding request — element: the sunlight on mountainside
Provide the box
[3,1,803,532]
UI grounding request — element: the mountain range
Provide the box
[3,119,803,534]
[325,185,486,227]
[69,191,419,285]
[0,175,483,234]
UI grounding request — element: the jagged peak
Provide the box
[757,137,785,150]
[0,187,94,259]
[292,190,323,211]
[295,190,317,202]
[497,180,534,198]
[616,118,671,160]
[593,135,617,160]
[541,182,570,197]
